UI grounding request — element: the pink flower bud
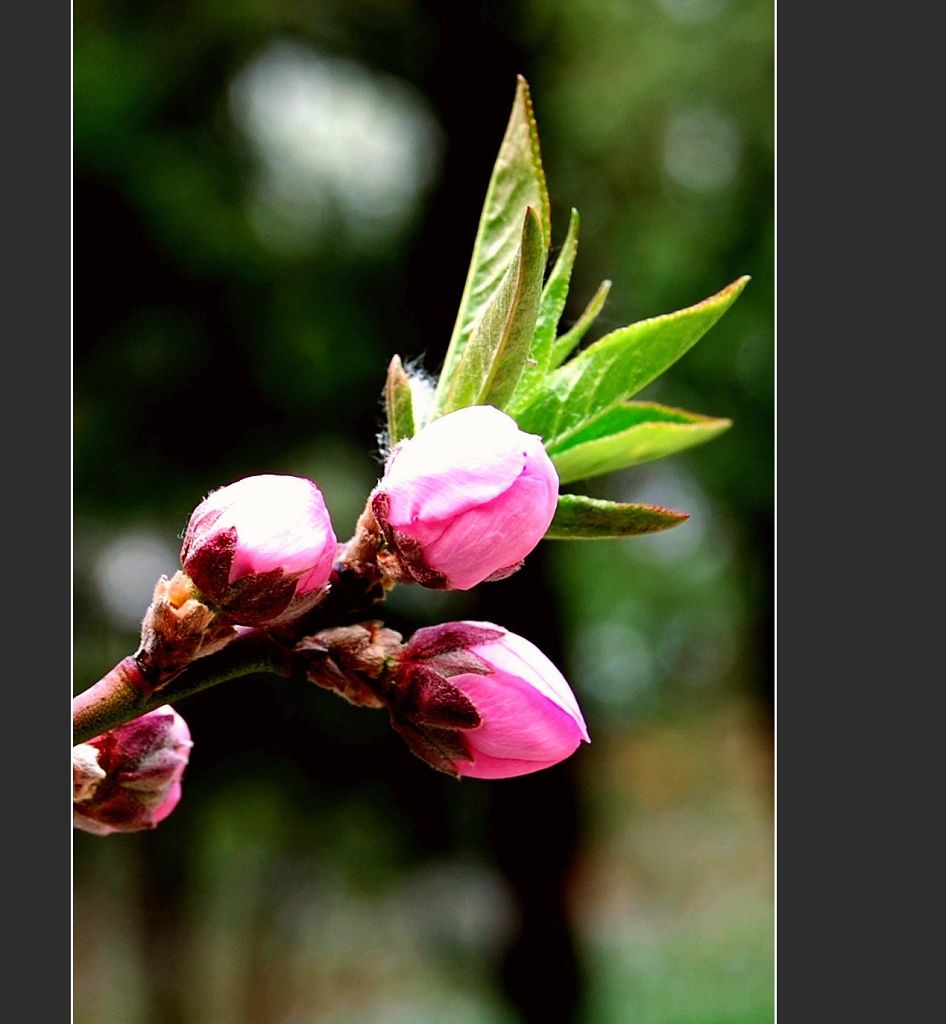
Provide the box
[73,705,193,836]
[181,474,337,625]
[372,406,558,590]
[393,621,589,779]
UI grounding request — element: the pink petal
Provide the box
[455,749,570,780]
[396,464,558,590]
[452,671,587,762]
[382,406,532,524]
[219,476,336,590]
[466,625,589,739]
[149,781,184,825]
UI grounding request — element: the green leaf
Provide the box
[549,401,732,484]
[544,493,689,539]
[436,207,546,415]
[549,279,612,369]
[432,76,550,414]
[515,277,749,447]
[384,355,415,444]
[509,208,580,410]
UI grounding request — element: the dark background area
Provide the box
[73,2,773,1021]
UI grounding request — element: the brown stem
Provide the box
[72,637,291,745]
[73,518,398,745]
[72,657,151,745]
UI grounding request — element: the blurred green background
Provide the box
[73,2,773,1022]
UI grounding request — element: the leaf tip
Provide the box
[724,275,751,299]
[513,74,533,109]
[682,276,749,319]
[698,415,733,435]
[523,204,543,231]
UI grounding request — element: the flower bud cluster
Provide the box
[134,409,560,687]
[77,405,588,834]
[167,408,556,631]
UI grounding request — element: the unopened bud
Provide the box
[181,474,337,626]
[371,406,558,590]
[73,706,193,836]
[390,620,589,779]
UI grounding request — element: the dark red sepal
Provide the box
[371,492,449,588]
[389,716,472,778]
[423,649,493,677]
[222,567,302,625]
[182,525,237,600]
[401,664,481,729]
[405,623,504,660]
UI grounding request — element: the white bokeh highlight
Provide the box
[93,530,179,631]
[663,107,740,194]
[230,41,442,250]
